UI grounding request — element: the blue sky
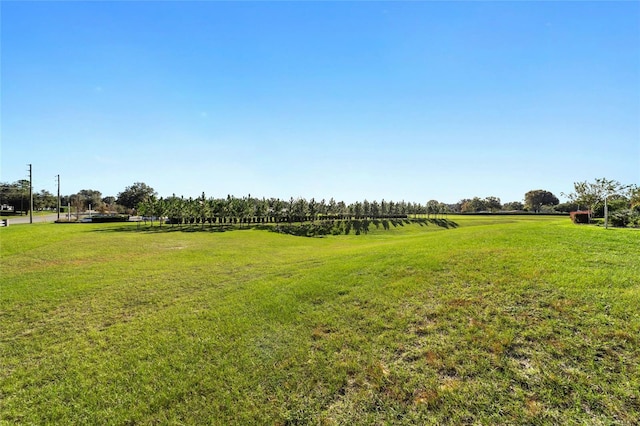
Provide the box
[2,1,638,204]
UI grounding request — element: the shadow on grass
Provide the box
[91,224,236,234]
[404,218,459,229]
[90,218,458,236]
[429,218,459,229]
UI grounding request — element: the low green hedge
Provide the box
[89,215,129,223]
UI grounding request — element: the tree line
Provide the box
[0,180,56,213]
[0,181,569,217]
[0,182,146,215]
[135,193,454,228]
[2,179,638,226]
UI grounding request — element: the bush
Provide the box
[344,220,352,235]
[609,209,639,228]
[569,211,590,224]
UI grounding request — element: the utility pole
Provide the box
[56,174,61,220]
[28,164,33,224]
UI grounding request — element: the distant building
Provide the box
[1,204,14,211]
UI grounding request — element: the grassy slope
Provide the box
[1,217,638,424]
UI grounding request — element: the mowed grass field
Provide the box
[1,216,638,424]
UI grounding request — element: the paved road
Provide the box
[2,214,61,225]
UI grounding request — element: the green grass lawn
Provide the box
[1,216,638,424]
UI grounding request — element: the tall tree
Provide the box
[524,190,559,213]
[34,190,56,211]
[461,197,486,213]
[75,189,103,211]
[454,199,470,213]
[101,196,117,213]
[484,196,502,212]
[69,194,85,218]
[117,182,157,210]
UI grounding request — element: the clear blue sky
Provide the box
[2,1,639,204]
